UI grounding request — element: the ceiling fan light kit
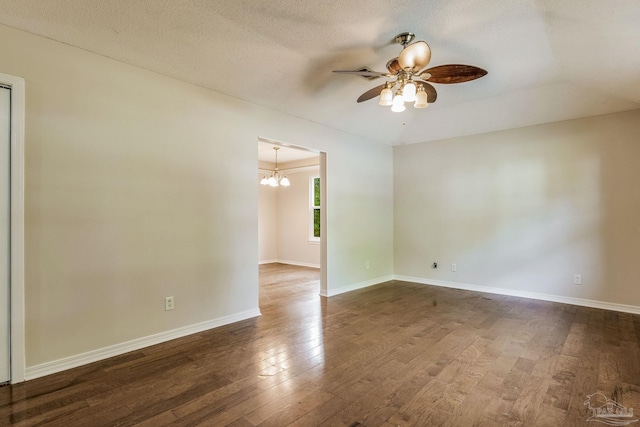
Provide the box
[403,79,417,102]
[260,147,290,187]
[379,82,393,106]
[414,85,429,108]
[391,89,406,112]
[333,32,487,113]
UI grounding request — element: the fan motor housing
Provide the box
[394,32,415,46]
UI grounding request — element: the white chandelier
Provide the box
[260,147,290,187]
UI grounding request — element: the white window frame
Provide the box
[309,175,320,243]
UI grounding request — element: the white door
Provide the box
[0,85,10,383]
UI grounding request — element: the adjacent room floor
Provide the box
[1,263,639,426]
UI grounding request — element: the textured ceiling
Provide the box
[1,0,639,146]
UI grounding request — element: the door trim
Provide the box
[0,72,25,383]
[257,137,328,295]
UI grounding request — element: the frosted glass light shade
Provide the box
[280,176,290,186]
[391,102,406,112]
[414,87,429,108]
[379,86,393,106]
[403,81,416,102]
[391,91,405,112]
[260,176,269,185]
[269,176,278,187]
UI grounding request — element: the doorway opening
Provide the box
[257,137,327,305]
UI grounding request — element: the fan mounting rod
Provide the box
[394,32,415,47]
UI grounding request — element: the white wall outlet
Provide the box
[365,260,370,270]
[451,263,457,272]
[165,296,174,311]
[574,274,582,285]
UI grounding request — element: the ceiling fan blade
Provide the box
[398,41,431,72]
[422,82,437,103]
[421,64,487,84]
[332,70,389,79]
[357,84,386,103]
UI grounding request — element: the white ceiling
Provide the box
[258,140,318,164]
[1,0,639,146]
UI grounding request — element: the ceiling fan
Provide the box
[333,32,487,112]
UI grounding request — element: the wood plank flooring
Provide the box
[1,263,640,426]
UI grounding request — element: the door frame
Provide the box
[257,137,327,295]
[0,72,25,383]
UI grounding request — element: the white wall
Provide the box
[394,110,640,309]
[0,24,394,373]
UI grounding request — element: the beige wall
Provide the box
[258,175,277,262]
[258,168,321,267]
[0,24,394,369]
[275,168,321,267]
[394,110,640,307]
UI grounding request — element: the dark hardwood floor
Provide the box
[1,263,640,426]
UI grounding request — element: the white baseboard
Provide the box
[258,259,277,265]
[25,308,262,381]
[321,275,394,297]
[273,259,321,269]
[394,275,640,315]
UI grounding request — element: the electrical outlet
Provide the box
[432,262,438,269]
[365,260,370,270]
[165,296,174,311]
[451,263,457,272]
[574,274,582,285]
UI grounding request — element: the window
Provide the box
[310,176,320,241]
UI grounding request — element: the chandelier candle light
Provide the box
[260,147,290,187]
